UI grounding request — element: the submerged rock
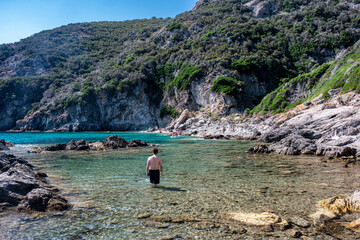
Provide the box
[249,145,271,154]
[228,211,288,227]
[0,152,70,212]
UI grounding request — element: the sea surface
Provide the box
[0,132,359,239]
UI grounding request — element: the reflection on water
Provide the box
[1,133,360,239]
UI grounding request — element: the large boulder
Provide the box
[104,135,128,149]
[88,141,106,151]
[269,134,317,155]
[249,145,272,154]
[44,144,67,151]
[313,190,360,232]
[316,145,357,157]
[174,109,190,130]
[76,140,90,150]
[65,140,77,150]
[0,139,9,151]
[22,188,52,211]
[0,152,70,212]
[128,139,148,148]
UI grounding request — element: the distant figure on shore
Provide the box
[146,148,163,185]
[222,126,225,134]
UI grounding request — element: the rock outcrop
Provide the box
[178,91,360,159]
[0,152,70,212]
[312,190,360,233]
[0,139,14,151]
[40,135,148,152]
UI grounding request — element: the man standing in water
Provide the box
[146,148,163,185]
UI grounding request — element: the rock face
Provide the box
[41,135,149,152]
[0,153,70,212]
[3,0,356,132]
[179,91,360,158]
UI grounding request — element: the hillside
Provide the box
[1,0,360,131]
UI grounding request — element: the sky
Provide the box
[0,0,198,44]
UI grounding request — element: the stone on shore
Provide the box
[44,144,67,151]
[249,145,271,154]
[88,141,106,151]
[344,218,360,233]
[0,152,70,212]
[0,139,11,151]
[269,134,317,155]
[128,139,148,147]
[312,190,360,232]
[316,145,357,157]
[228,211,288,227]
[104,135,128,149]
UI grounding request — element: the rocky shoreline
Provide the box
[163,91,360,161]
[33,135,149,153]
[0,152,70,212]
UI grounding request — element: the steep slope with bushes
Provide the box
[0,0,360,131]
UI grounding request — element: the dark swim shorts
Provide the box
[148,170,160,184]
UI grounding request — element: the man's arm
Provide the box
[159,158,163,176]
[146,159,150,176]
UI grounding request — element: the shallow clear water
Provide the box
[1,132,359,239]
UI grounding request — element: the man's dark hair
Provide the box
[153,148,158,154]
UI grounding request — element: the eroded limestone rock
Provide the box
[312,190,360,232]
[228,211,288,227]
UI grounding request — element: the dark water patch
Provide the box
[153,186,187,192]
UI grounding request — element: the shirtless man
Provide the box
[146,148,163,185]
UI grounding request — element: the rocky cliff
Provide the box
[0,0,360,131]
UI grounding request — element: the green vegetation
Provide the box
[202,30,216,40]
[167,64,203,90]
[211,76,243,95]
[124,56,135,64]
[231,58,259,74]
[251,52,360,114]
[167,22,183,31]
[62,96,81,109]
[160,105,179,118]
[27,102,42,114]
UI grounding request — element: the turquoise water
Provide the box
[1,132,359,239]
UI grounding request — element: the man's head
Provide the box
[153,148,158,155]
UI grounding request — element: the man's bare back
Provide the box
[146,148,163,185]
[147,155,162,170]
